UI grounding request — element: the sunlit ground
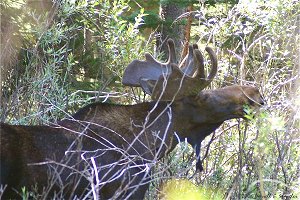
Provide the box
[160,179,223,200]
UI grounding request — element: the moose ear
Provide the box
[122,39,177,87]
[122,58,165,87]
[139,78,156,95]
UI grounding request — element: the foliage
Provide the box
[1,0,149,124]
[125,0,238,30]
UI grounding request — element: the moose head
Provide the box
[122,39,264,171]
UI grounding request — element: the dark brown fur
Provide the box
[0,85,263,199]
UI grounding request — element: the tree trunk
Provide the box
[158,3,186,61]
[157,2,193,62]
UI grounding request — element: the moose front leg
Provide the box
[194,143,203,172]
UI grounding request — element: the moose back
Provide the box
[0,40,264,199]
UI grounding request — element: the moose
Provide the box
[0,39,264,199]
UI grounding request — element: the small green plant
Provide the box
[21,187,29,200]
[243,105,256,120]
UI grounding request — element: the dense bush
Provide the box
[1,0,149,124]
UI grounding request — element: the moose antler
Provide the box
[122,39,218,100]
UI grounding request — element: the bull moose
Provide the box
[0,39,264,199]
